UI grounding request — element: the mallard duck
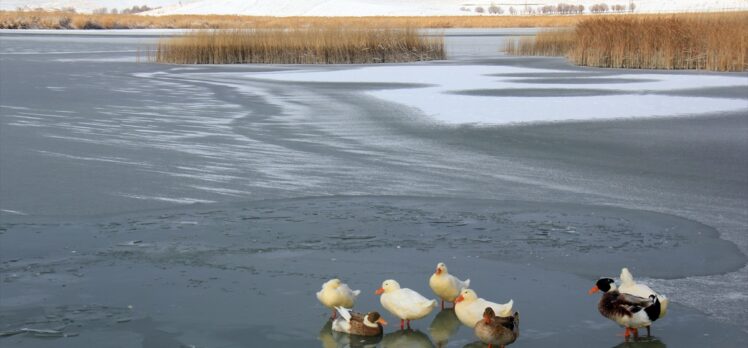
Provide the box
[619,268,669,336]
[454,289,513,328]
[317,278,361,319]
[589,278,660,339]
[332,307,387,336]
[429,262,471,309]
[376,279,437,329]
[474,307,520,348]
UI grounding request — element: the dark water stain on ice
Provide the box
[450,88,625,97]
[1,197,746,347]
[510,77,659,85]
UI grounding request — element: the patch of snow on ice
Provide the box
[253,65,748,126]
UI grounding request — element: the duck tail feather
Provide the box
[499,299,514,317]
[620,267,635,286]
[658,294,669,318]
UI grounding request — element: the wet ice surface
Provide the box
[1,197,746,347]
[1,30,747,347]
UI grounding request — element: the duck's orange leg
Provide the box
[632,328,639,338]
[622,327,631,338]
[406,320,411,329]
[400,319,405,330]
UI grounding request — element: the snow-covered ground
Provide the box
[4,0,747,15]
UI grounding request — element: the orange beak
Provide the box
[377,318,388,326]
[435,268,442,275]
[375,288,384,295]
[455,295,464,303]
[588,285,599,295]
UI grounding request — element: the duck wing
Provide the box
[339,283,361,299]
[614,293,655,314]
[452,275,470,291]
[390,288,435,315]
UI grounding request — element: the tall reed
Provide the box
[153,28,445,64]
[504,30,575,56]
[506,12,748,71]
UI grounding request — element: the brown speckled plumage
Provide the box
[474,308,519,348]
[347,311,384,337]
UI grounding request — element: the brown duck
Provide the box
[589,278,659,339]
[331,307,387,336]
[474,307,520,348]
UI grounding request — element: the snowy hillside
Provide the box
[0,1,189,13]
[4,0,747,15]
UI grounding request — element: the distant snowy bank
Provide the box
[4,0,748,16]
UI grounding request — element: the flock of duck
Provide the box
[317,263,669,348]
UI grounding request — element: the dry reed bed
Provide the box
[1,11,586,30]
[506,12,748,71]
[153,28,445,64]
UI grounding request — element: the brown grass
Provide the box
[152,28,444,64]
[506,12,748,71]
[0,11,586,30]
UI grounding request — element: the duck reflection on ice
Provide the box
[382,329,435,348]
[462,342,486,348]
[429,309,462,348]
[319,320,382,348]
[611,337,667,348]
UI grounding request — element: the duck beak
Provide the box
[375,288,384,295]
[588,285,599,294]
[455,295,464,303]
[377,318,388,326]
[435,268,442,275]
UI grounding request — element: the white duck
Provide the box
[376,279,437,329]
[618,268,669,336]
[454,289,513,328]
[429,262,471,309]
[317,278,361,319]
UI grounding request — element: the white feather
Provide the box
[335,306,352,322]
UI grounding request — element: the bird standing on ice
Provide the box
[317,279,361,319]
[474,307,520,348]
[618,267,669,336]
[376,279,437,329]
[454,289,514,328]
[331,306,387,336]
[588,278,661,340]
[429,262,471,309]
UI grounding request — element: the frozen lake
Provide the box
[1,29,747,347]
